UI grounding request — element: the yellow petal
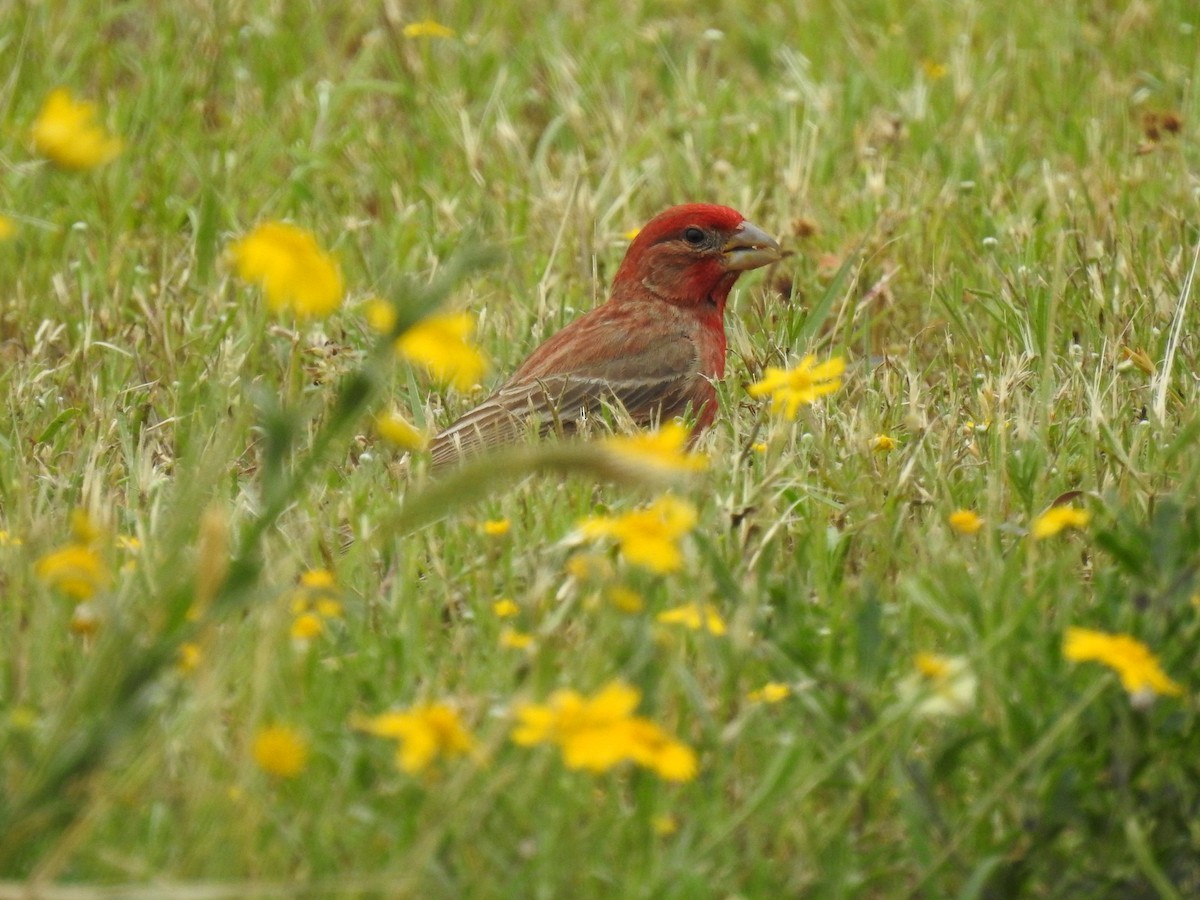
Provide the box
[229,222,343,318]
[31,88,122,171]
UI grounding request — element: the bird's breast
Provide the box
[692,309,727,379]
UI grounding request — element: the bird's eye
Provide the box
[683,226,706,246]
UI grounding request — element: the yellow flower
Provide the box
[1063,628,1183,698]
[748,355,845,418]
[492,598,520,618]
[290,569,343,616]
[0,216,15,240]
[403,19,455,38]
[624,718,698,782]
[252,725,309,778]
[300,568,335,590]
[578,495,697,574]
[288,569,343,647]
[0,529,23,546]
[512,681,697,781]
[948,509,984,535]
[364,297,398,333]
[514,683,638,746]
[921,59,948,80]
[35,544,111,601]
[870,434,897,453]
[747,682,790,704]
[1032,505,1090,539]
[500,628,535,650]
[375,410,427,451]
[178,642,202,674]
[604,422,708,473]
[556,692,642,773]
[652,814,678,836]
[291,611,324,642]
[623,228,642,241]
[396,312,488,392]
[371,298,481,389]
[607,586,645,614]
[31,88,122,170]
[752,442,768,454]
[356,704,475,775]
[656,602,727,636]
[229,222,344,318]
[899,653,977,718]
[481,518,511,537]
[914,653,950,679]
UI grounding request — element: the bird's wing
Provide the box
[428,308,708,469]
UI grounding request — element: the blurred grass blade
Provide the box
[389,442,690,535]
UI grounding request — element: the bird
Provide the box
[428,203,781,469]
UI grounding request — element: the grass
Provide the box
[2,0,1199,896]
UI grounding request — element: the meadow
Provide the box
[2,1,1199,896]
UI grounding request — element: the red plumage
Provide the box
[429,203,781,469]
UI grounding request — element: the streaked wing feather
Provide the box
[428,299,713,469]
[428,371,699,469]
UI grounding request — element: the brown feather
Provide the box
[427,203,779,469]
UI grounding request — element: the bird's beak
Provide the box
[722,220,782,271]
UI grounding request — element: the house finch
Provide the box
[429,203,781,469]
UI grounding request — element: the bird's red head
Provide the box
[612,203,781,313]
